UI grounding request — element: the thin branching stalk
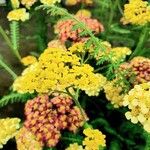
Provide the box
[0,25,21,60]
[0,57,17,79]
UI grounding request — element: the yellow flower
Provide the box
[21,0,37,8]
[21,55,37,66]
[66,143,84,150]
[40,0,61,5]
[7,8,29,22]
[83,128,106,150]
[104,79,125,108]
[11,0,20,9]
[121,0,150,25]
[68,42,85,53]
[123,82,150,132]
[65,0,77,6]
[16,127,42,150]
[95,42,131,62]
[0,118,20,149]
[76,9,92,18]
[13,47,106,96]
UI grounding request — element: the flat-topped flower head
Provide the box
[24,95,88,147]
[83,128,106,150]
[13,47,106,96]
[55,16,104,42]
[21,0,37,8]
[0,118,20,149]
[121,0,150,25]
[21,55,37,66]
[65,0,93,6]
[16,127,42,150]
[40,0,61,5]
[123,82,150,132]
[66,143,84,150]
[7,8,29,22]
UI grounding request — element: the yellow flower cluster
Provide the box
[69,41,131,63]
[0,118,20,149]
[7,8,29,22]
[104,80,125,108]
[96,43,131,62]
[69,42,87,54]
[121,0,150,25]
[65,0,93,6]
[40,0,61,5]
[83,128,106,150]
[66,143,84,150]
[72,64,106,96]
[21,0,37,8]
[16,127,42,150]
[21,55,37,66]
[11,0,20,9]
[123,82,150,132]
[76,9,92,18]
[13,47,106,96]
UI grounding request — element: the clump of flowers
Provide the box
[7,8,29,22]
[0,118,20,149]
[55,15,104,42]
[120,57,150,85]
[15,127,42,150]
[21,0,37,8]
[121,0,150,25]
[65,0,93,6]
[66,143,84,150]
[83,128,106,150]
[24,95,87,147]
[104,79,125,108]
[13,47,106,96]
[40,0,61,5]
[21,55,37,66]
[123,82,150,132]
[76,9,92,18]
[95,42,131,62]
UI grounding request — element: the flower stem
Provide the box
[0,57,17,79]
[129,25,149,60]
[65,88,87,122]
[0,25,21,60]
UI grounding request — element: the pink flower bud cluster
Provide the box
[55,16,104,42]
[24,95,87,147]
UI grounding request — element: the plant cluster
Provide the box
[0,0,150,150]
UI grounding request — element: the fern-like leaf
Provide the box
[0,92,34,108]
[10,21,21,60]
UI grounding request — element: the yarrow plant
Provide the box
[0,0,150,149]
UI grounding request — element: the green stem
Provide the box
[0,58,17,79]
[10,21,21,60]
[0,25,20,60]
[65,88,87,122]
[129,25,149,60]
